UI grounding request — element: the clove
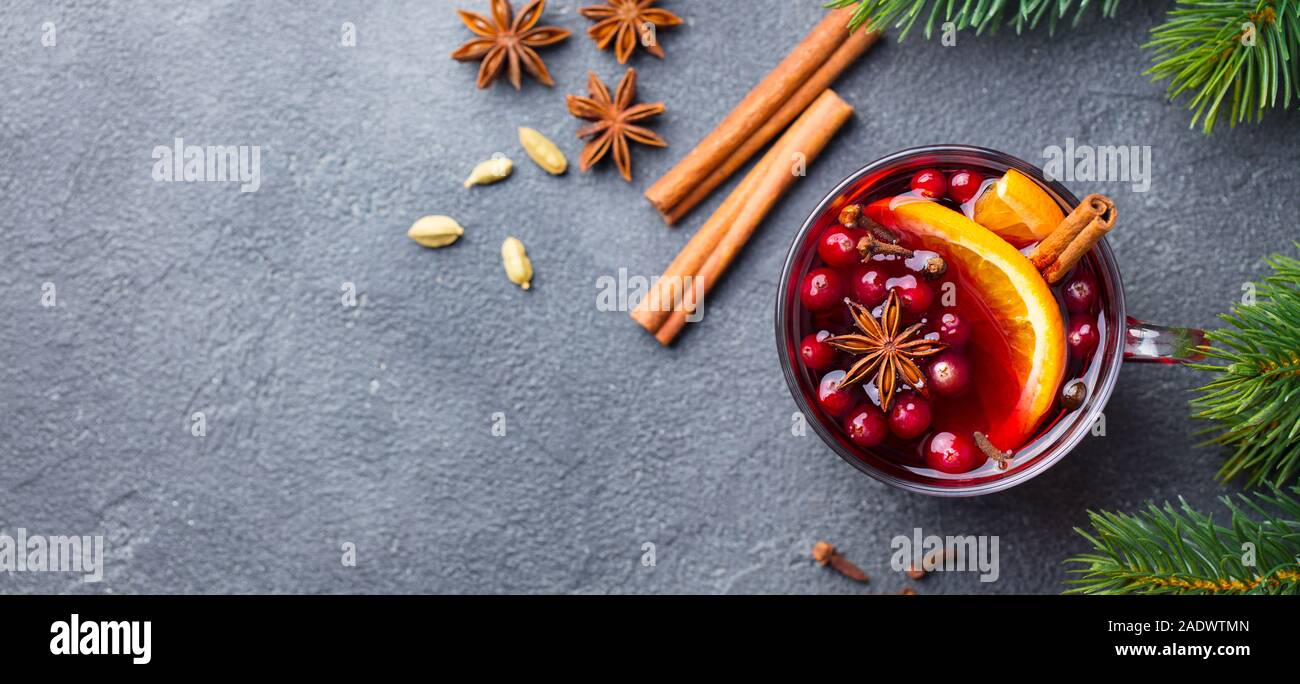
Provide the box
[838,203,861,228]
[906,548,945,579]
[1061,380,1088,410]
[922,256,947,280]
[857,234,913,260]
[973,431,1014,471]
[860,216,901,245]
[812,540,869,583]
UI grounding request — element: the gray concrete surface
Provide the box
[1,1,1296,594]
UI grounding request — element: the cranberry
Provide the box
[818,228,862,268]
[1067,316,1100,359]
[843,404,888,448]
[1063,271,1099,313]
[927,350,971,398]
[800,268,844,311]
[946,170,983,204]
[818,370,855,417]
[800,332,836,370]
[849,265,889,308]
[887,274,933,316]
[937,311,972,347]
[924,431,985,474]
[910,168,947,199]
[811,309,850,332]
[888,391,932,440]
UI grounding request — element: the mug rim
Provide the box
[774,144,1127,496]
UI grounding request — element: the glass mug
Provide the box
[775,145,1206,496]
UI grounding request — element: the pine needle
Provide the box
[824,0,1122,40]
[1065,486,1300,594]
[826,1,1300,133]
[1145,1,1300,133]
[1189,247,1300,488]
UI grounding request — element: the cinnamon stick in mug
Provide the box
[1029,193,1116,281]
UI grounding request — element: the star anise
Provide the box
[825,291,948,412]
[451,0,571,90]
[578,0,683,64]
[566,68,666,182]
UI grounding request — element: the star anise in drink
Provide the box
[825,291,947,412]
[451,0,571,90]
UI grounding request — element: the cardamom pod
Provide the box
[407,215,464,248]
[501,236,533,290]
[518,127,567,175]
[463,156,513,188]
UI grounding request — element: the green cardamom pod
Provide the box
[518,127,567,175]
[463,156,513,188]
[501,237,533,290]
[407,215,464,248]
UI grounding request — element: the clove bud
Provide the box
[838,204,861,228]
[857,234,913,260]
[1061,380,1088,410]
[922,256,947,280]
[973,432,1014,471]
[860,216,901,245]
[812,541,869,583]
[906,549,945,579]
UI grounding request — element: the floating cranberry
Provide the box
[849,265,889,308]
[818,228,863,268]
[811,308,851,333]
[937,311,971,347]
[843,404,888,448]
[800,268,844,311]
[888,391,932,440]
[910,168,947,199]
[927,350,971,398]
[800,332,836,370]
[1068,316,1100,359]
[1063,271,1099,313]
[924,431,984,474]
[887,274,933,316]
[818,370,856,417]
[946,170,983,204]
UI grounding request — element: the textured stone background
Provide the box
[1,1,1295,594]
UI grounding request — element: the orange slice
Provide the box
[971,169,1065,247]
[868,198,1066,449]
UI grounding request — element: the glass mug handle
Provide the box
[1124,316,1209,364]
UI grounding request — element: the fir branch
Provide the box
[827,1,1300,133]
[824,0,1122,40]
[1190,247,1300,488]
[1145,1,1300,133]
[1066,486,1300,595]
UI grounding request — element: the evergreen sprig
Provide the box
[1189,249,1300,488]
[824,0,1121,39]
[827,0,1300,133]
[1147,1,1300,133]
[1066,486,1300,594]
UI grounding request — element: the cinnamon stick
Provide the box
[643,8,859,221]
[661,26,880,225]
[1029,193,1117,284]
[629,143,768,333]
[652,90,855,345]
